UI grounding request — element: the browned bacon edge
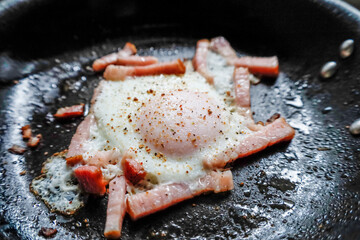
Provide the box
[126,170,233,220]
[192,39,214,84]
[103,59,186,81]
[203,118,295,169]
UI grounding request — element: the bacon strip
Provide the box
[74,165,108,195]
[209,36,237,59]
[232,67,262,130]
[54,104,84,119]
[116,56,158,66]
[228,56,279,77]
[192,39,214,84]
[104,176,126,239]
[103,59,186,81]
[126,170,233,220]
[233,67,251,108]
[67,114,95,159]
[93,42,137,72]
[210,36,279,77]
[203,118,295,169]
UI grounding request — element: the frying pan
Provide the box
[1,0,360,239]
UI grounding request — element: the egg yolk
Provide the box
[137,90,225,156]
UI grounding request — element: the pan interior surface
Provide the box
[0,0,360,239]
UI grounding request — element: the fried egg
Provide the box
[82,62,252,185]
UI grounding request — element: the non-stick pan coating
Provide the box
[1,0,360,239]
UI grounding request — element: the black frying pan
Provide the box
[1,0,360,239]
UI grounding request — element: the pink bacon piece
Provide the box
[210,36,279,77]
[104,176,126,239]
[209,36,237,59]
[65,103,122,167]
[126,170,233,220]
[21,125,32,139]
[229,56,279,77]
[116,56,158,66]
[192,39,214,84]
[27,134,42,148]
[85,150,121,168]
[203,118,295,169]
[232,67,262,131]
[233,67,251,108]
[54,104,84,119]
[122,151,147,185]
[67,114,95,159]
[103,59,186,81]
[74,165,108,195]
[93,42,137,72]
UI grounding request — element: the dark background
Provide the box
[346,0,360,9]
[1,0,360,239]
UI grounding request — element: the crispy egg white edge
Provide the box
[31,153,86,214]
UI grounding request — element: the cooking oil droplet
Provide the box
[320,61,337,79]
[285,95,303,108]
[340,39,354,58]
[322,106,332,114]
[349,118,360,135]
